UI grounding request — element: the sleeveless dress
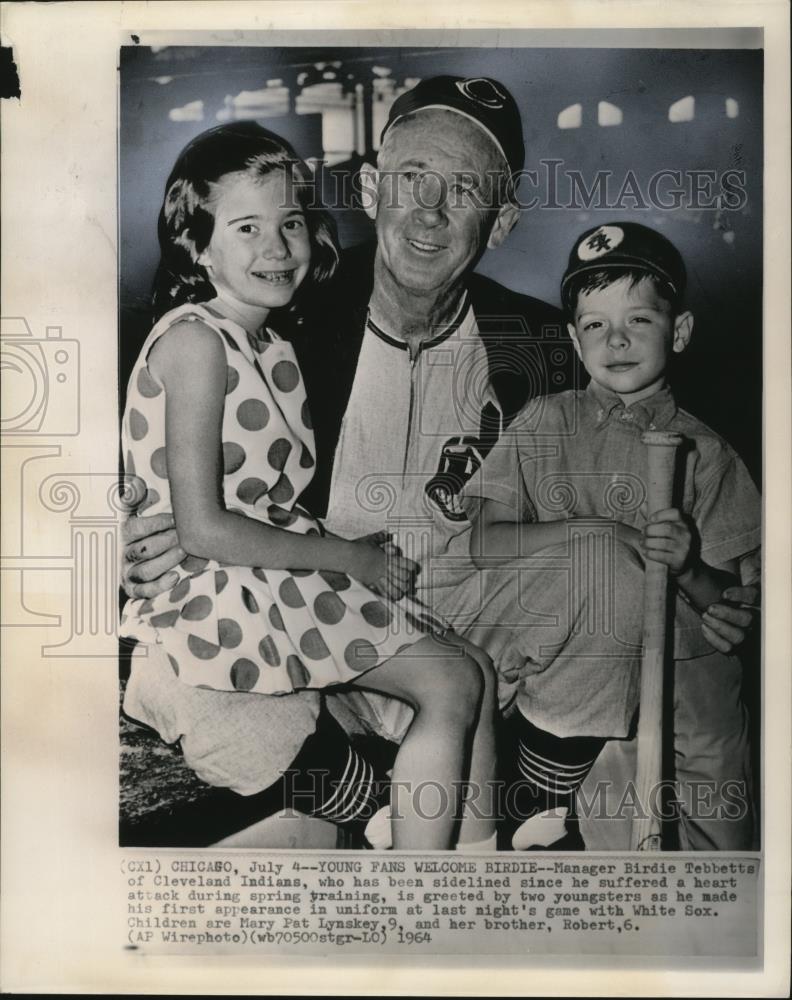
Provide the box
[120,302,445,696]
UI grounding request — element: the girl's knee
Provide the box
[461,641,497,705]
[479,654,498,708]
[418,649,483,723]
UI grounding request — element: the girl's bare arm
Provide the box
[149,321,386,585]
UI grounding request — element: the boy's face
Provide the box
[568,275,693,406]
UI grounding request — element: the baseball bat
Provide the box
[630,430,683,852]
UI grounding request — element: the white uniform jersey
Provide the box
[324,301,502,594]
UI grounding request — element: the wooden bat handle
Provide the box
[630,431,684,851]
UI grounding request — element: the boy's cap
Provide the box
[561,222,686,309]
[381,75,525,176]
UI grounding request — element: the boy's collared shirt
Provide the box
[466,380,761,661]
[585,379,677,432]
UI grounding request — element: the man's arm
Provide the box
[121,512,185,599]
[701,586,760,653]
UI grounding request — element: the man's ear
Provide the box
[359,162,380,221]
[567,322,583,361]
[486,203,520,250]
[672,311,694,353]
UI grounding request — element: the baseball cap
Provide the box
[561,222,687,309]
[381,75,525,177]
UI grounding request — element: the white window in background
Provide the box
[354,82,365,156]
[598,101,623,127]
[168,100,204,123]
[669,95,695,123]
[216,83,290,122]
[296,82,355,166]
[726,98,740,119]
[557,103,582,129]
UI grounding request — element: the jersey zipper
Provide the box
[402,347,420,482]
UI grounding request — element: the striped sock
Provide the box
[307,744,379,824]
[501,712,605,844]
[284,705,389,826]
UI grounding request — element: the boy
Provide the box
[466,222,760,850]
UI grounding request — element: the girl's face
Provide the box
[197,169,312,325]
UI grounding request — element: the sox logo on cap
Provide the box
[577,225,626,261]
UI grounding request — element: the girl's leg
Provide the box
[349,636,494,850]
[436,634,498,846]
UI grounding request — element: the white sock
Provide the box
[511,806,569,851]
[455,831,498,852]
[363,805,392,850]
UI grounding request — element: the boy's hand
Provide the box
[641,508,696,577]
[121,513,186,599]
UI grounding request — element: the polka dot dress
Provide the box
[121,302,443,695]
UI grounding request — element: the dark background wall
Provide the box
[120,45,762,480]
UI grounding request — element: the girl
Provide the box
[120,122,497,850]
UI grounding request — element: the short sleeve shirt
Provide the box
[465,382,761,657]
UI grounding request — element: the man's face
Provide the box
[367,111,514,298]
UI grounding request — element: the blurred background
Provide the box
[120,45,762,480]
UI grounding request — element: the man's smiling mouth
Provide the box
[406,238,445,254]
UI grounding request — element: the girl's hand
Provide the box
[356,529,398,551]
[349,538,418,601]
[382,550,420,601]
[641,508,696,577]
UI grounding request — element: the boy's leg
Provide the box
[577,739,635,850]
[578,651,756,851]
[673,650,755,850]
[467,536,644,849]
[432,533,646,849]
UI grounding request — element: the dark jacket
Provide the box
[291,242,579,517]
